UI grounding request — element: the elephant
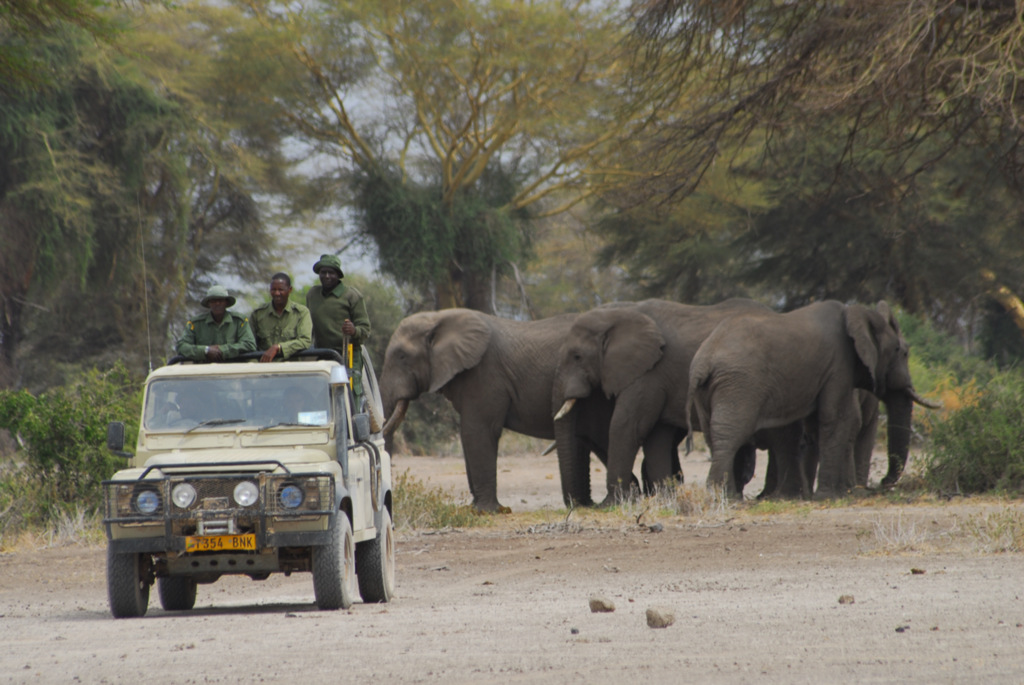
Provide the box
[688,300,935,499]
[757,392,875,499]
[551,298,773,505]
[763,387,939,498]
[379,308,682,512]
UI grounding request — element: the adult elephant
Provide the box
[688,300,935,499]
[379,309,681,512]
[551,298,772,505]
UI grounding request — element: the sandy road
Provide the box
[2,449,1024,684]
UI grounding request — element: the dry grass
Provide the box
[962,508,1024,553]
[1,506,105,552]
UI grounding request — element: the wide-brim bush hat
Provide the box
[201,284,236,308]
[312,253,344,277]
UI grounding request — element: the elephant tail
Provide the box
[686,361,712,456]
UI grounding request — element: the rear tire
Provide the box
[313,513,356,610]
[107,546,151,618]
[158,576,197,611]
[356,508,395,603]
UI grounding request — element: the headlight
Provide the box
[135,489,161,514]
[171,483,197,509]
[279,484,304,509]
[233,481,259,506]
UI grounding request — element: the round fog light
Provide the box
[279,484,304,509]
[171,483,197,508]
[135,489,160,514]
[233,481,259,506]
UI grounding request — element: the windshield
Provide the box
[143,374,331,431]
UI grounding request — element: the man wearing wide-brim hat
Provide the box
[306,253,371,402]
[175,285,257,362]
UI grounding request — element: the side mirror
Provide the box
[106,422,133,458]
[352,413,371,443]
[329,365,349,386]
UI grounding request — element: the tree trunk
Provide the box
[981,269,1024,336]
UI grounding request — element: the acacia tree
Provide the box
[0,0,116,94]
[236,0,650,311]
[0,19,276,388]
[623,0,1024,335]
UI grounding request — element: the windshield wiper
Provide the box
[256,420,318,432]
[185,418,246,433]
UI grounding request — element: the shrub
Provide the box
[392,469,483,530]
[0,363,142,529]
[923,369,1024,495]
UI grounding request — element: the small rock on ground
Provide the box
[646,606,675,628]
[589,596,615,613]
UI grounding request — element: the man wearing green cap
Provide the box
[249,272,313,362]
[175,285,257,362]
[306,254,371,402]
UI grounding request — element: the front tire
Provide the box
[158,576,197,611]
[107,547,151,618]
[356,508,395,603]
[313,512,357,610]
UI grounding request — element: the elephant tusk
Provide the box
[541,441,557,456]
[908,386,942,410]
[553,398,576,421]
[382,399,410,437]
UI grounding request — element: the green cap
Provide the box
[312,253,344,277]
[200,284,236,308]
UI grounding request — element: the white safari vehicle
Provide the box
[103,349,394,618]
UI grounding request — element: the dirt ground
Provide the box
[2,446,1024,684]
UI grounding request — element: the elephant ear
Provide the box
[597,308,665,397]
[427,309,492,393]
[845,304,886,393]
[876,300,901,334]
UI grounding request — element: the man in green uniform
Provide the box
[306,254,371,402]
[175,285,257,362]
[249,272,313,363]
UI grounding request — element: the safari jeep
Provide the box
[102,349,394,618]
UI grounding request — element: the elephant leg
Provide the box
[813,399,858,499]
[733,444,756,498]
[704,402,759,498]
[853,393,879,487]
[602,416,648,505]
[640,423,683,494]
[459,424,506,513]
[758,422,808,499]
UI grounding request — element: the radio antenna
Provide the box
[137,195,153,373]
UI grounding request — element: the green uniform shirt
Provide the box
[306,283,371,355]
[175,310,257,361]
[307,282,370,394]
[249,301,313,359]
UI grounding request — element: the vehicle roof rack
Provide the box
[166,348,345,366]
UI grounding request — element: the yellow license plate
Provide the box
[185,534,256,552]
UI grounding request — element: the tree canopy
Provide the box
[602,0,1024,342]
[235,0,651,310]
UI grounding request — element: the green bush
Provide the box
[0,363,142,527]
[923,369,1024,495]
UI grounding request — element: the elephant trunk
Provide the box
[880,391,913,488]
[553,405,594,507]
[382,398,410,439]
